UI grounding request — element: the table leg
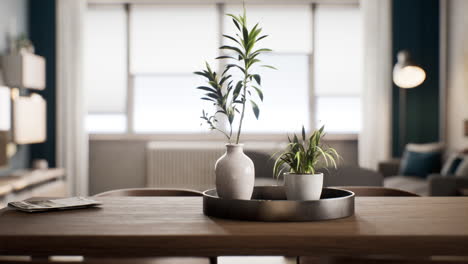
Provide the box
[210,256,217,264]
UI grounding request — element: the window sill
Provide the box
[88,133,358,141]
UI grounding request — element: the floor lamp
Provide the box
[393,50,426,153]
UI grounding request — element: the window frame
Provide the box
[86,1,360,141]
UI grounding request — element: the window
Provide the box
[223,5,312,133]
[84,5,127,133]
[84,2,362,135]
[130,5,219,133]
[314,6,362,133]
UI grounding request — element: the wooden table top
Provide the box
[0,197,467,257]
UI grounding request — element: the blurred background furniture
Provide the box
[94,188,202,197]
[0,168,66,208]
[256,164,383,188]
[379,144,468,196]
[320,166,383,187]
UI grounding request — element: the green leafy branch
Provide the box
[195,63,238,141]
[221,10,276,144]
[195,7,276,144]
[273,126,340,179]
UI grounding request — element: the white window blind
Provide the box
[228,54,310,133]
[224,5,312,53]
[84,5,127,133]
[130,5,219,74]
[133,75,213,133]
[223,5,312,133]
[314,5,362,133]
[84,5,127,114]
[84,3,363,135]
[130,5,219,133]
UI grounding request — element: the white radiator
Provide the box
[146,141,285,191]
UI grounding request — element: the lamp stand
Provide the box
[398,88,407,155]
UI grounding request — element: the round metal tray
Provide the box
[203,186,355,222]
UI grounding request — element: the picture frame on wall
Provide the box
[12,92,46,144]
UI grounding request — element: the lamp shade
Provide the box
[393,50,426,89]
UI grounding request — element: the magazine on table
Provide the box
[8,197,102,213]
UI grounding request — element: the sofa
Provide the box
[379,144,468,196]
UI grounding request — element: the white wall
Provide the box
[446,0,468,153]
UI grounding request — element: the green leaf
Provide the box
[226,64,246,74]
[219,45,243,56]
[208,81,218,88]
[216,55,236,60]
[261,65,278,70]
[251,100,260,119]
[302,126,306,142]
[253,48,273,53]
[242,26,249,47]
[253,74,261,85]
[233,81,242,99]
[201,97,215,102]
[253,86,263,101]
[193,71,209,78]
[293,135,299,144]
[206,92,219,100]
[205,62,211,70]
[226,15,241,30]
[222,34,241,45]
[257,35,268,42]
[246,58,260,69]
[232,19,240,30]
[219,75,231,86]
[196,86,217,93]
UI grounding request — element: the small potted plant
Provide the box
[273,126,339,200]
[195,8,275,200]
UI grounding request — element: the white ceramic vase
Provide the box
[284,173,323,200]
[215,144,255,200]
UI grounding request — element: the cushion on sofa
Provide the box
[399,151,441,178]
[442,154,463,176]
[455,156,468,177]
[399,142,443,178]
[442,153,468,178]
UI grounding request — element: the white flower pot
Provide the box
[215,144,255,200]
[284,173,323,200]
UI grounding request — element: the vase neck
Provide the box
[226,144,244,154]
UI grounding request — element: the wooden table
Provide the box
[0,197,467,257]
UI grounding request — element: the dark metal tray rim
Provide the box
[202,186,355,222]
[202,186,355,202]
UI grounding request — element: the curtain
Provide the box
[56,0,88,195]
[358,0,392,170]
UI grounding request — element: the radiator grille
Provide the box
[146,141,284,191]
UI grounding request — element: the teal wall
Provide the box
[29,0,56,167]
[392,0,440,157]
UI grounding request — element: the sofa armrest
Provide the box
[428,174,468,196]
[378,159,401,178]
